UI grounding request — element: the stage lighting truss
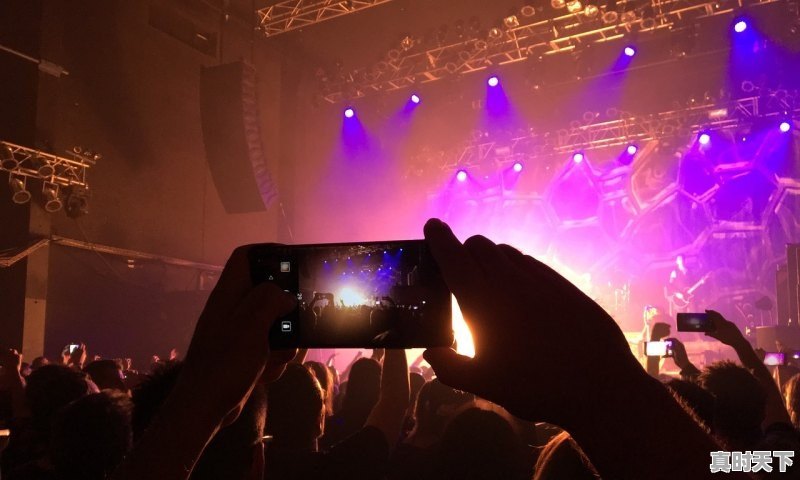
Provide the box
[257,0,396,37]
[444,91,800,172]
[0,141,94,211]
[318,0,781,104]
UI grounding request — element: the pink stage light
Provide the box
[698,133,711,145]
[410,94,421,104]
[487,75,500,87]
[513,162,523,172]
[626,144,638,155]
[456,170,468,182]
[344,107,355,118]
[572,152,585,163]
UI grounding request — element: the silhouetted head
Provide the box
[339,358,381,429]
[50,391,133,480]
[413,379,474,438]
[784,373,800,429]
[84,359,127,392]
[266,363,325,450]
[666,378,714,429]
[305,360,334,414]
[131,361,267,480]
[533,431,598,480]
[436,407,525,480]
[25,364,96,430]
[700,361,766,450]
[30,356,49,370]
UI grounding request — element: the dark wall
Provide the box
[0,0,41,347]
[23,0,291,362]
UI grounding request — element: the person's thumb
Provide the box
[424,347,479,393]
[237,282,297,330]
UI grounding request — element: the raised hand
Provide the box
[705,310,747,349]
[421,219,739,479]
[422,219,642,427]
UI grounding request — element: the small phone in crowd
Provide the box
[645,340,674,358]
[677,313,714,333]
[248,240,454,349]
[66,344,80,354]
[764,352,786,366]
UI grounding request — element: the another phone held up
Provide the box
[677,313,714,333]
[645,340,674,358]
[249,240,454,349]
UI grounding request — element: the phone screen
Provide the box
[68,344,79,354]
[645,341,668,357]
[677,313,713,333]
[249,240,453,349]
[764,352,786,366]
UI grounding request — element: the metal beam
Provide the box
[257,0,395,37]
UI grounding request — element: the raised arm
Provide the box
[705,310,791,427]
[111,247,296,480]
[421,219,747,480]
[0,349,27,419]
[365,349,409,447]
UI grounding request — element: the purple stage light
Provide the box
[456,169,468,182]
[734,20,748,33]
[513,162,524,173]
[624,46,636,57]
[698,133,711,145]
[572,152,585,163]
[487,75,500,87]
[626,144,638,155]
[780,121,791,133]
[344,107,355,118]
[410,94,421,104]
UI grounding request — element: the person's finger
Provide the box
[423,347,480,393]
[424,219,488,323]
[236,282,297,331]
[463,236,517,275]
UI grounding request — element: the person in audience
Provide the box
[266,352,409,479]
[700,361,766,450]
[783,373,800,429]
[390,379,475,479]
[305,360,335,416]
[434,407,528,480]
[2,364,97,475]
[321,357,382,448]
[84,359,128,392]
[665,378,715,430]
[30,357,49,371]
[109,221,753,480]
[49,391,133,480]
[131,361,269,480]
[533,431,599,480]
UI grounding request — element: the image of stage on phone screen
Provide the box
[249,240,453,349]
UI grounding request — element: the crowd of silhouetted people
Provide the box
[2,219,800,479]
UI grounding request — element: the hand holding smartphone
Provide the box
[249,240,453,349]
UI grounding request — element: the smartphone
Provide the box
[764,352,786,366]
[249,240,453,349]
[677,313,714,333]
[645,341,671,357]
[67,344,80,354]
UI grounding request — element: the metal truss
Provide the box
[320,0,781,103]
[1,141,95,188]
[448,93,800,170]
[257,0,395,37]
